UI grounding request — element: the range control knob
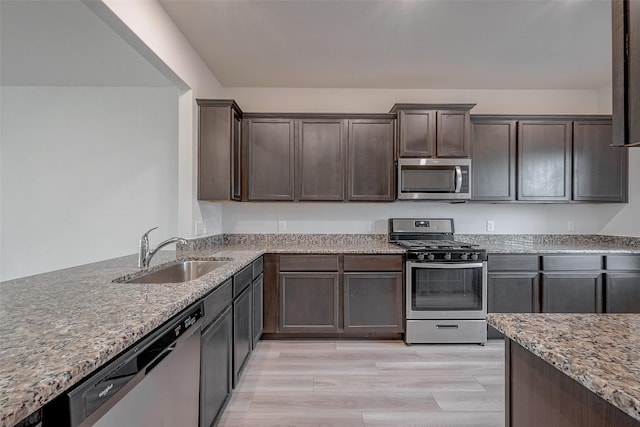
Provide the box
[417,253,425,261]
[444,252,452,261]
[460,253,469,261]
[427,253,435,261]
[471,252,479,261]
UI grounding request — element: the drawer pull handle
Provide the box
[436,324,459,329]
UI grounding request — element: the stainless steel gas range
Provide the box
[389,218,488,345]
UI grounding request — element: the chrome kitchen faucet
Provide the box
[138,227,188,268]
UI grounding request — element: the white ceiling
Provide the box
[0,0,173,87]
[0,0,612,90]
[159,0,612,90]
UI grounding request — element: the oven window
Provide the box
[411,267,483,311]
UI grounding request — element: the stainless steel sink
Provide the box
[125,260,228,284]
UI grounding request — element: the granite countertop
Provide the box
[457,234,640,254]
[488,313,640,422]
[0,237,403,427]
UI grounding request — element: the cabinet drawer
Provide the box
[279,255,339,271]
[203,279,232,327]
[343,255,403,271]
[233,265,253,297]
[606,255,640,271]
[252,256,264,279]
[488,255,539,271]
[542,255,602,271]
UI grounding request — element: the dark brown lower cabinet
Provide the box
[252,274,264,347]
[487,272,540,338]
[541,273,603,313]
[505,339,639,427]
[200,306,232,427]
[232,285,252,387]
[605,272,640,313]
[343,272,403,333]
[265,254,404,338]
[279,272,340,333]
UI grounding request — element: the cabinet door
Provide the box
[612,0,640,147]
[343,272,403,333]
[252,274,263,348]
[488,271,539,339]
[200,307,232,427]
[347,119,395,201]
[297,119,346,201]
[541,273,603,313]
[279,272,340,332]
[231,108,242,201]
[604,272,640,313]
[471,119,517,201]
[573,120,628,202]
[233,286,252,386]
[488,272,540,314]
[437,110,471,158]
[247,118,295,200]
[398,110,436,157]
[517,121,572,201]
[198,101,241,201]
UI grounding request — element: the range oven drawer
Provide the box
[405,319,487,344]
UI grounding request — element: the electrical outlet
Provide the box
[278,220,287,232]
[368,221,376,232]
[568,221,575,232]
[486,220,495,232]
[195,221,206,236]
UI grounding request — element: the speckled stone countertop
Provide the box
[221,233,406,254]
[488,313,640,422]
[458,234,640,254]
[0,236,403,427]
[0,249,262,427]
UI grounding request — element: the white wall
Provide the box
[0,86,179,280]
[87,0,225,236]
[219,87,600,114]
[213,86,638,236]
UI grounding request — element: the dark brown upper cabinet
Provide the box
[297,119,346,201]
[245,117,296,201]
[612,0,640,147]
[197,99,243,201]
[347,118,396,201]
[470,118,517,201]
[391,104,475,158]
[517,120,572,201]
[573,119,628,202]
[243,113,395,202]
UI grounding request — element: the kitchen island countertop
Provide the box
[488,313,640,422]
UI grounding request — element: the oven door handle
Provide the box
[454,166,462,193]
[407,262,484,269]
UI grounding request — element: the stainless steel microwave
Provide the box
[397,158,471,200]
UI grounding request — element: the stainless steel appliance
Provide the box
[389,218,487,345]
[397,158,471,200]
[47,303,203,427]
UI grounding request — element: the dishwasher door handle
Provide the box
[145,344,176,375]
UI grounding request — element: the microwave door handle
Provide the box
[454,166,462,193]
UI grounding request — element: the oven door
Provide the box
[406,261,487,319]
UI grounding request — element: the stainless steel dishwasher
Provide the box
[61,303,202,427]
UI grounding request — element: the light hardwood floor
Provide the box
[218,339,505,427]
